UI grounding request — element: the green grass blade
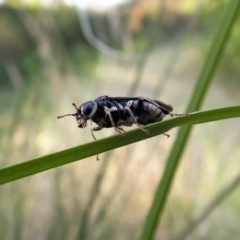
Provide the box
[140,2,240,240]
[0,106,239,185]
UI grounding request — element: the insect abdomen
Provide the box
[124,100,166,125]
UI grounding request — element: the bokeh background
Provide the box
[0,0,240,239]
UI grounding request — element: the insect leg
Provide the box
[91,126,102,140]
[163,132,170,138]
[117,127,126,133]
[105,111,125,136]
[169,113,189,117]
[91,126,102,161]
[124,106,149,134]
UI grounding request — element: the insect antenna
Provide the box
[57,103,79,119]
[72,103,78,111]
[57,113,76,119]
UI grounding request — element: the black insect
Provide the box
[57,95,187,159]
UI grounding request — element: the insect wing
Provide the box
[153,100,173,113]
[101,96,173,113]
[115,97,173,112]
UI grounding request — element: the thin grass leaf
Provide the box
[0,106,239,185]
[140,2,240,240]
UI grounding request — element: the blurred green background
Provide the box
[0,0,240,239]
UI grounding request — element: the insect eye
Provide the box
[82,101,97,117]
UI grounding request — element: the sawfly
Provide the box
[57,95,187,160]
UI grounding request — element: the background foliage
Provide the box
[0,0,240,239]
